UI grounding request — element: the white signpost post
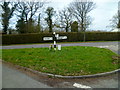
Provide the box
[43,32,67,51]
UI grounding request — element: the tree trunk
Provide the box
[66,25,69,32]
[3,25,8,34]
[83,30,86,42]
[49,19,52,32]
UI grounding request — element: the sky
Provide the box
[48,0,119,31]
[0,0,119,31]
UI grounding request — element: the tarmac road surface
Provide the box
[2,41,119,49]
[1,61,51,88]
[0,61,2,90]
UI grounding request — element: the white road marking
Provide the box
[96,45,118,48]
[73,83,91,88]
[97,46,109,48]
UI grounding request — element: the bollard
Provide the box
[58,45,61,50]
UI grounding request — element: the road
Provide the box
[0,60,2,90]
[1,41,120,88]
[1,60,51,88]
[2,41,119,49]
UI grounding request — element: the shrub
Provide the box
[2,32,120,45]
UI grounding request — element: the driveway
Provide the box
[1,41,120,88]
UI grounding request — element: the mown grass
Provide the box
[2,46,119,76]
[0,49,2,59]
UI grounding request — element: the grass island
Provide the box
[2,46,119,76]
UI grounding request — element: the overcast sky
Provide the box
[48,0,119,31]
[0,0,119,31]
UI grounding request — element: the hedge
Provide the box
[2,32,120,45]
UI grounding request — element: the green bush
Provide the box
[85,32,119,41]
[2,32,120,45]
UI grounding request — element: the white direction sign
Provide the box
[43,37,53,41]
[57,36,67,40]
[43,36,67,41]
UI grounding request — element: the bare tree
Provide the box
[16,1,45,21]
[69,0,95,41]
[16,1,45,33]
[109,14,119,29]
[16,2,30,21]
[118,1,120,28]
[15,2,30,33]
[108,2,120,29]
[27,2,45,33]
[58,8,73,32]
[27,2,44,20]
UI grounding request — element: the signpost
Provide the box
[43,32,67,51]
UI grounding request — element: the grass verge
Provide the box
[2,46,119,76]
